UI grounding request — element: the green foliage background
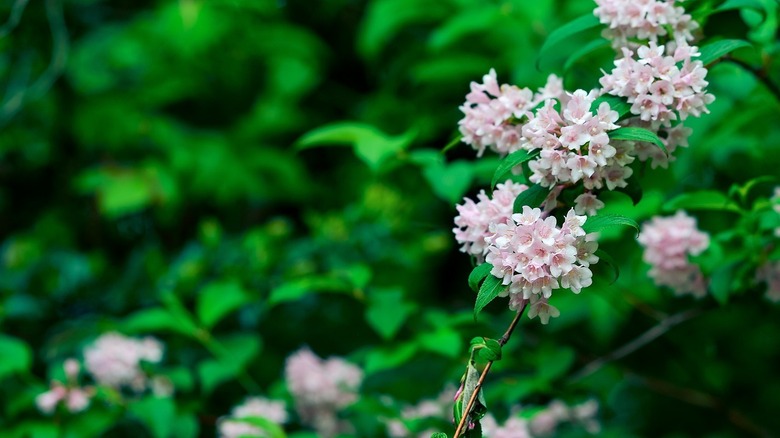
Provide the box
[1,0,779,437]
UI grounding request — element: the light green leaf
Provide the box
[296,122,415,171]
[197,280,251,329]
[122,308,184,335]
[423,160,475,204]
[268,276,352,306]
[474,274,508,319]
[430,433,449,438]
[239,417,287,438]
[710,263,736,305]
[664,191,741,212]
[365,288,415,340]
[513,184,550,213]
[608,127,667,155]
[365,343,418,374]
[418,328,462,358]
[468,263,493,293]
[537,14,600,69]
[581,214,640,237]
[491,150,537,188]
[698,39,752,65]
[713,0,766,19]
[128,397,176,438]
[0,335,32,381]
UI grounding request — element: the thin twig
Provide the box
[628,372,773,438]
[453,301,528,437]
[723,56,780,102]
[0,0,29,38]
[569,308,700,382]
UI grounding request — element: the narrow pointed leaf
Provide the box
[582,214,639,237]
[474,274,508,318]
[513,184,550,213]
[537,14,600,69]
[608,127,667,155]
[491,150,537,188]
[468,263,494,292]
[698,39,752,65]
[565,39,610,71]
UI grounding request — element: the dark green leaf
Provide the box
[477,338,502,362]
[698,39,752,65]
[608,127,667,155]
[710,263,735,305]
[537,14,600,69]
[564,39,610,71]
[615,175,643,205]
[581,214,640,237]
[513,184,550,213]
[474,274,508,318]
[664,191,741,212]
[491,150,537,188]
[468,263,493,292]
[595,249,619,283]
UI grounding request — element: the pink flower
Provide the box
[84,332,164,391]
[638,211,710,297]
[757,261,780,303]
[453,181,529,258]
[219,397,288,438]
[594,0,698,50]
[285,348,362,438]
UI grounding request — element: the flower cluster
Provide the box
[218,397,289,438]
[600,43,714,126]
[521,90,630,206]
[36,359,95,415]
[484,206,598,324]
[453,181,529,257]
[481,399,600,437]
[594,0,698,49]
[459,70,564,156]
[638,211,710,297]
[285,347,363,438]
[83,332,164,391]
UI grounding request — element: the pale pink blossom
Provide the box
[285,348,362,438]
[638,211,709,297]
[594,0,699,50]
[83,332,164,391]
[757,261,780,303]
[453,181,529,258]
[218,397,288,438]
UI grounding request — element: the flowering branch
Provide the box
[453,301,528,437]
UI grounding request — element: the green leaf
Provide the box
[537,14,600,69]
[0,335,32,381]
[418,328,463,358]
[698,39,752,65]
[608,127,667,155]
[728,175,777,206]
[441,135,463,153]
[239,417,287,438]
[365,288,415,340]
[296,122,415,171]
[581,214,640,237]
[513,184,550,213]
[478,338,502,362]
[197,280,251,329]
[615,175,643,205]
[595,249,619,283]
[128,397,176,438]
[268,276,352,306]
[423,160,475,204]
[431,433,449,438]
[365,343,418,374]
[590,95,632,120]
[713,0,766,19]
[564,39,610,71]
[491,150,537,188]
[468,263,493,293]
[710,263,736,305]
[197,334,261,395]
[474,274,508,319]
[664,191,741,212]
[122,307,182,335]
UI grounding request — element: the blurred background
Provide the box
[1,0,779,437]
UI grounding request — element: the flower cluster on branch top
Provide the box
[456,0,713,217]
[219,397,289,438]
